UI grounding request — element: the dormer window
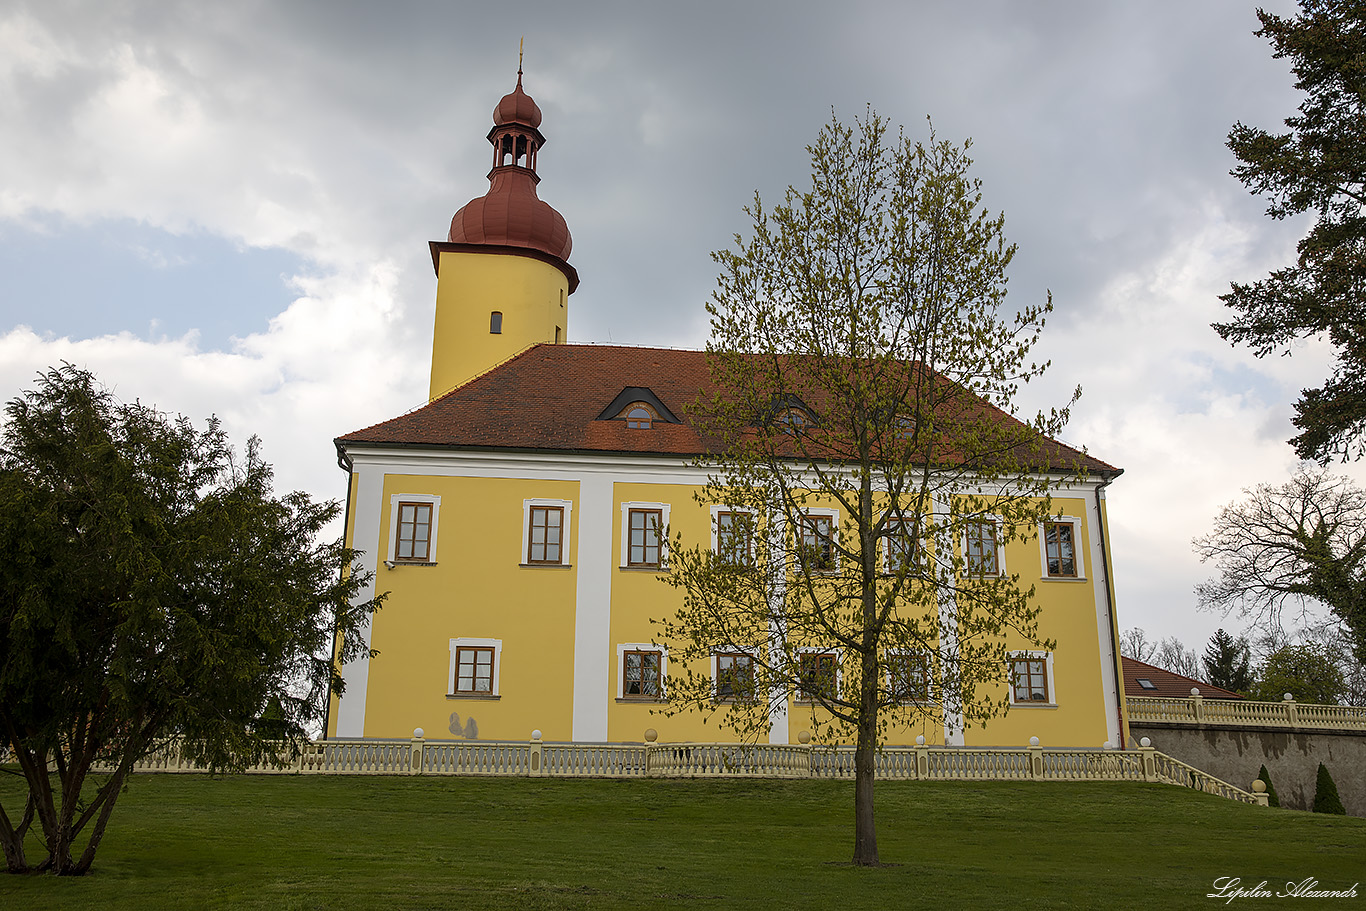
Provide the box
[777,408,809,433]
[622,402,658,429]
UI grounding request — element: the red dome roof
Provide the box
[494,73,541,128]
[448,169,572,261]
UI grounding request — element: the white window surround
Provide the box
[710,650,756,700]
[710,505,757,563]
[448,637,503,696]
[619,501,671,569]
[881,513,918,575]
[885,649,934,703]
[388,494,441,564]
[960,515,1005,578]
[616,642,668,699]
[521,498,573,566]
[796,507,840,572]
[1007,649,1056,707]
[1037,516,1086,580]
[794,646,841,703]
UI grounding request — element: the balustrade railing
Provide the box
[1127,694,1366,732]
[67,734,1268,808]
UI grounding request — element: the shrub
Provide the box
[1312,763,1346,815]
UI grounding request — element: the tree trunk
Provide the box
[0,795,33,873]
[852,719,879,865]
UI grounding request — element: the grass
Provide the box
[0,772,1362,910]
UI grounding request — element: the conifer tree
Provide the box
[1312,762,1347,814]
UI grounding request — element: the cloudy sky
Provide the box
[0,0,1353,655]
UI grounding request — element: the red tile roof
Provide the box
[1122,656,1244,700]
[337,343,1121,475]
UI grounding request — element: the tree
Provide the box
[1154,636,1202,680]
[1193,466,1366,665]
[1257,763,1281,807]
[1120,627,1157,663]
[1252,642,1347,703]
[658,111,1084,866]
[1218,2,1366,462]
[1313,762,1347,814]
[0,365,381,875]
[1203,629,1255,694]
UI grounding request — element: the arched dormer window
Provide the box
[490,311,503,334]
[621,402,658,430]
[776,407,810,434]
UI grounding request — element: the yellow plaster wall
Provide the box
[429,250,569,400]
[358,474,579,741]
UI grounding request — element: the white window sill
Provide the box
[520,563,572,569]
[446,693,501,700]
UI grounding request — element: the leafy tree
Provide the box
[0,365,381,875]
[1313,762,1346,814]
[1203,629,1255,694]
[1252,642,1346,704]
[1194,466,1366,665]
[1218,2,1366,462]
[659,111,1085,866]
[1257,763,1281,807]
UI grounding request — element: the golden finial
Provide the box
[518,37,524,77]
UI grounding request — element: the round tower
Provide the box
[427,67,578,400]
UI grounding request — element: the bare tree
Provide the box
[1120,627,1156,662]
[1193,466,1366,664]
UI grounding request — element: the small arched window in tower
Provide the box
[621,402,658,430]
[555,326,562,344]
[490,311,503,334]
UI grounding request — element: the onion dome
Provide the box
[493,72,542,129]
[447,69,572,262]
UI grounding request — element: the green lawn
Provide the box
[0,773,1361,910]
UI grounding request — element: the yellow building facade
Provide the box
[327,73,1129,750]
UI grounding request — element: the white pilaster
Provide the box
[335,463,385,738]
[571,474,614,741]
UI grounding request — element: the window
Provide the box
[490,311,503,334]
[887,653,930,702]
[798,652,838,702]
[555,326,562,344]
[777,407,809,434]
[1010,652,1053,705]
[628,508,662,567]
[715,653,754,701]
[714,508,755,567]
[1137,677,1157,691]
[965,519,1000,576]
[521,499,573,566]
[799,513,836,572]
[884,518,915,574]
[395,502,433,562]
[1039,518,1085,580]
[528,506,564,563]
[387,494,440,564]
[448,638,502,697]
[621,648,663,698]
[620,502,670,569]
[622,402,657,429]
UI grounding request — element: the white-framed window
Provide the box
[448,637,502,696]
[797,508,839,573]
[1038,517,1085,580]
[962,516,1004,577]
[1008,650,1055,706]
[885,650,932,703]
[795,648,840,703]
[619,501,671,569]
[882,515,917,574]
[388,494,441,564]
[711,651,756,702]
[710,505,757,567]
[616,643,667,699]
[522,498,573,566]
